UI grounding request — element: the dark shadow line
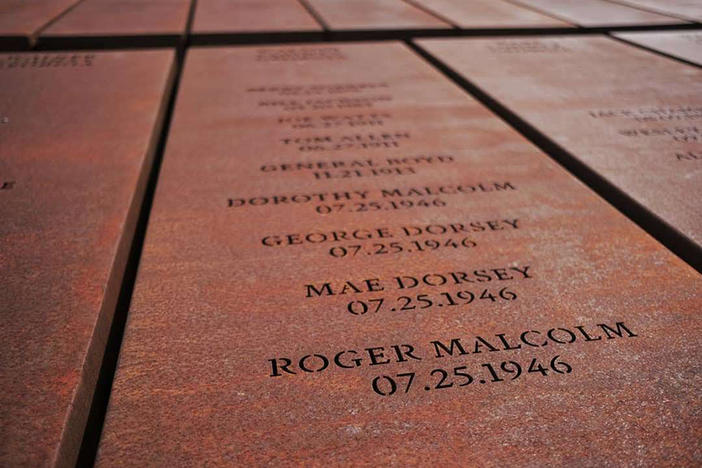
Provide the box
[406,40,702,273]
[11,22,701,51]
[297,0,330,31]
[179,0,198,53]
[400,0,460,29]
[32,0,89,47]
[189,22,701,44]
[0,36,30,51]
[601,0,699,24]
[73,44,188,468]
[36,34,182,50]
[36,0,196,51]
[608,32,701,68]
[501,0,577,25]
[190,31,325,46]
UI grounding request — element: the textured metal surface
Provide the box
[0,0,79,46]
[615,0,702,22]
[510,0,684,26]
[96,42,700,466]
[410,0,571,28]
[306,0,450,30]
[417,35,702,253]
[42,0,192,39]
[614,31,702,66]
[0,50,174,467]
[192,0,321,35]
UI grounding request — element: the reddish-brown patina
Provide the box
[615,31,702,66]
[306,0,450,30]
[510,0,684,26]
[192,0,322,35]
[0,50,174,467]
[95,43,701,466]
[42,0,192,41]
[417,35,702,257]
[410,0,571,29]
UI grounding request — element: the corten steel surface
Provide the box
[614,0,702,22]
[192,0,322,36]
[96,42,701,466]
[306,0,450,31]
[510,0,685,27]
[0,0,79,48]
[41,0,193,46]
[614,31,702,66]
[409,0,572,29]
[0,50,174,467]
[416,36,702,262]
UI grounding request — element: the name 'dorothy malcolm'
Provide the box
[228,181,516,208]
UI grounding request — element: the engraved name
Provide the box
[0,54,95,69]
[227,181,517,210]
[255,48,347,62]
[267,321,636,377]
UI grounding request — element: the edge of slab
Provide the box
[408,38,702,273]
[37,34,184,50]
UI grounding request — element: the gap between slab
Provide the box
[406,39,702,274]
[1,21,696,51]
[73,34,191,468]
[608,32,702,68]
[6,21,700,467]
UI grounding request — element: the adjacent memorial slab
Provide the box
[96,42,700,466]
[0,0,79,49]
[306,0,450,32]
[192,0,322,44]
[510,0,684,26]
[614,0,702,22]
[0,50,174,467]
[416,35,702,267]
[409,0,572,29]
[40,0,193,47]
[614,31,702,66]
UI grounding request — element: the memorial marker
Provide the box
[41,0,193,47]
[0,0,79,49]
[305,0,450,32]
[96,42,700,466]
[614,0,702,22]
[0,50,175,467]
[614,31,702,66]
[408,0,572,29]
[510,0,684,27]
[416,35,702,269]
[191,0,323,44]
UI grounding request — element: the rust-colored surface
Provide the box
[417,36,702,254]
[410,0,572,28]
[96,42,700,466]
[193,0,321,35]
[306,0,450,30]
[615,31,702,66]
[615,0,702,22]
[42,0,192,39]
[0,0,79,46]
[510,0,684,26]
[0,50,174,467]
